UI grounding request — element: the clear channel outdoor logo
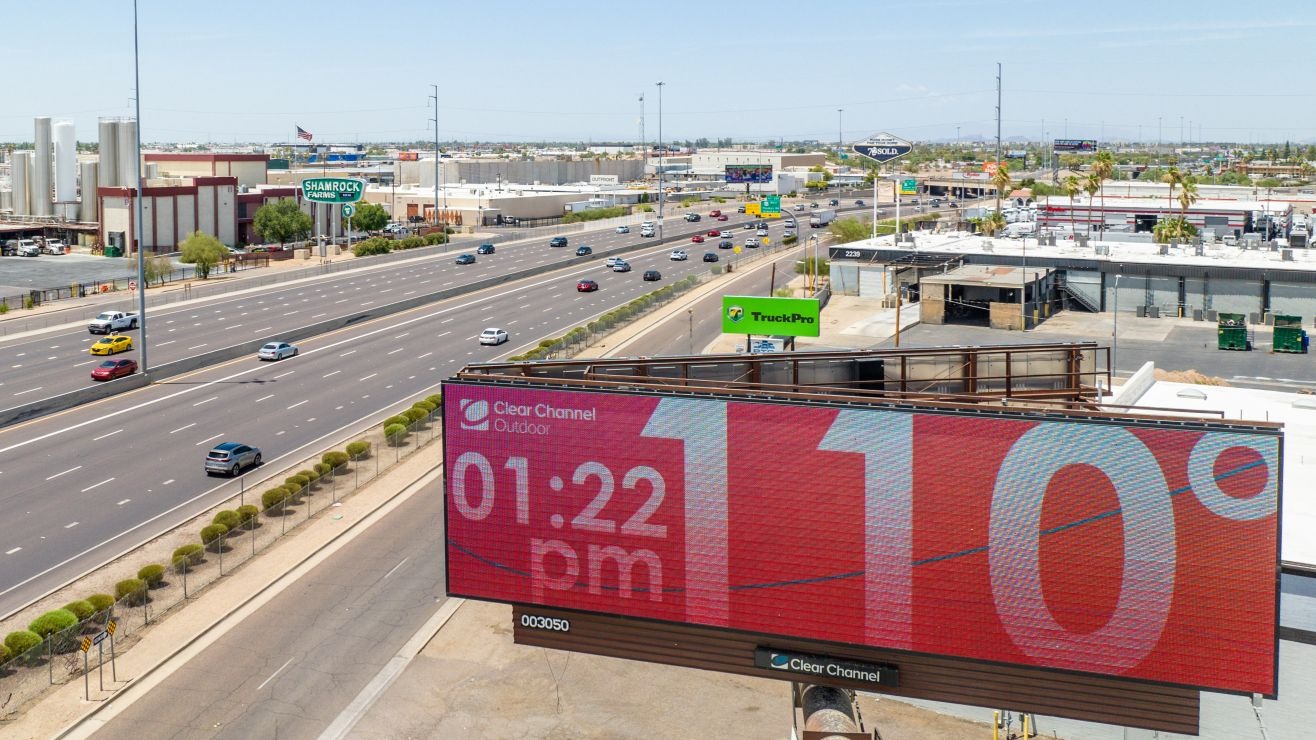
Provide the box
[726,305,745,323]
[768,653,790,669]
[459,399,489,431]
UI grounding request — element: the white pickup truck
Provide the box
[88,311,139,334]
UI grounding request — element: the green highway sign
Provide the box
[722,295,821,337]
[760,195,781,216]
[302,177,365,204]
[900,178,917,195]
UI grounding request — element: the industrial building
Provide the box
[1036,196,1285,240]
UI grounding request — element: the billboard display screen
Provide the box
[725,164,773,183]
[1054,139,1099,153]
[444,384,1280,695]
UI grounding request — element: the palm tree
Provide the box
[1062,175,1081,239]
[1162,166,1183,213]
[991,162,1012,215]
[1092,151,1115,238]
[1177,175,1199,238]
[980,210,1007,236]
[1083,173,1100,237]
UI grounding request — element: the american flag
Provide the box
[296,126,313,142]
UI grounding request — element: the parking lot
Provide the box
[0,252,182,302]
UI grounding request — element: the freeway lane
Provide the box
[0,215,805,618]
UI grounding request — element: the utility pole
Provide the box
[132,0,149,374]
[657,81,665,242]
[837,108,843,153]
[995,62,1002,172]
[638,93,645,160]
[429,84,439,229]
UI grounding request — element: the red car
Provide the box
[691,234,705,243]
[576,279,599,292]
[709,210,721,217]
[716,214,729,221]
[706,229,720,237]
[91,358,138,381]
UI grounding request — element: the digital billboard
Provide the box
[1054,139,1099,153]
[444,383,1281,696]
[721,296,820,337]
[725,164,773,184]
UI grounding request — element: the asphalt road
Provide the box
[93,474,445,740]
[0,208,821,618]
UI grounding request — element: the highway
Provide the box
[0,203,868,618]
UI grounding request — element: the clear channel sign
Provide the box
[301,177,365,204]
[851,132,913,163]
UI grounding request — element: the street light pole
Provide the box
[687,308,694,355]
[657,81,665,242]
[429,84,439,229]
[1113,273,1121,392]
[132,0,149,374]
[837,108,843,154]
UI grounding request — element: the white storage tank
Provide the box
[98,118,119,188]
[12,150,30,215]
[116,118,137,189]
[54,120,78,219]
[32,116,53,216]
[80,160,99,222]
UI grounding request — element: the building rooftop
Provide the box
[920,264,1052,288]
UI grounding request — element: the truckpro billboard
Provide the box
[721,296,820,337]
[444,383,1281,695]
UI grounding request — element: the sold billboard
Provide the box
[721,296,820,337]
[1054,139,1099,153]
[444,383,1281,695]
[725,165,773,184]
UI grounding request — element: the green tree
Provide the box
[178,231,229,279]
[350,201,389,233]
[979,211,1007,236]
[1177,175,1199,228]
[1083,174,1101,237]
[1092,151,1115,238]
[1062,175,1082,238]
[143,253,172,286]
[990,162,1012,216]
[252,198,313,248]
[828,218,869,243]
[1161,167,1184,212]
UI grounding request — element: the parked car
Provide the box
[90,358,138,381]
[204,442,261,477]
[476,243,496,254]
[576,279,599,292]
[642,270,662,281]
[479,328,509,345]
[258,341,298,361]
[575,245,593,256]
[615,225,630,234]
[702,252,719,262]
[549,236,568,247]
[669,250,688,261]
[691,235,705,243]
[455,254,476,264]
[718,239,734,249]
[89,335,133,355]
[612,260,632,273]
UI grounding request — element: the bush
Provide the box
[261,488,287,511]
[422,233,447,245]
[137,564,165,588]
[285,475,310,492]
[403,407,428,423]
[346,440,370,458]
[116,579,148,605]
[322,451,350,469]
[561,205,627,224]
[298,467,320,484]
[29,609,79,638]
[86,593,115,618]
[782,234,798,246]
[353,240,392,257]
[5,631,41,659]
[200,524,229,551]
[396,235,425,250]
[0,643,10,665]
[63,600,96,622]
[212,510,241,531]
[314,462,333,477]
[384,423,409,444]
[237,504,260,525]
[172,544,204,567]
[383,414,409,429]
[424,394,442,407]
[413,400,437,414]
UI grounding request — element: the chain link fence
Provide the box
[0,395,444,716]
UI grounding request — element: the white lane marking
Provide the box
[383,557,410,580]
[229,324,244,330]
[274,370,295,379]
[193,396,219,407]
[386,348,404,355]
[359,373,377,382]
[12,365,22,369]
[440,318,454,323]
[170,423,196,434]
[417,352,433,359]
[5,547,20,555]
[323,370,341,378]
[162,479,175,485]
[256,657,296,692]
[93,429,123,441]
[436,331,450,338]
[253,327,272,334]
[287,400,309,410]
[47,356,56,360]
[361,301,375,307]
[335,299,348,304]
[157,340,176,347]
[186,343,208,350]
[117,499,131,506]
[65,521,79,529]
[255,394,275,402]
[47,465,84,481]
[195,433,224,446]
[81,477,114,493]
[394,332,409,339]
[340,350,357,357]
[276,430,286,436]
[13,387,44,396]
[311,312,327,318]
[403,290,416,296]
[518,304,531,309]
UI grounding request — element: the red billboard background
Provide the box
[443,382,1281,695]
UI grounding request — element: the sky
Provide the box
[2,0,1313,146]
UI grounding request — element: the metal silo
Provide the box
[54,120,78,219]
[98,118,119,187]
[12,150,30,215]
[80,160,99,222]
[32,116,52,216]
[116,118,137,190]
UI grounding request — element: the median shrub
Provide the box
[86,593,115,619]
[0,643,10,665]
[383,415,409,429]
[397,235,426,250]
[783,234,798,246]
[403,407,428,424]
[385,423,409,445]
[412,400,437,414]
[5,631,41,660]
[237,504,260,525]
[200,524,228,551]
[424,394,442,408]
[285,475,310,492]
[346,440,370,458]
[422,233,447,246]
[63,600,96,622]
[353,240,391,258]
[322,451,350,469]
[116,578,148,606]
[137,564,166,588]
[298,468,320,485]
[172,544,204,567]
[262,487,288,509]
[314,462,333,477]
[29,609,79,639]
[212,510,241,532]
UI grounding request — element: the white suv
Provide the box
[669,250,688,261]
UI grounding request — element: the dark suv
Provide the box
[549,236,568,248]
[205,442,262,477]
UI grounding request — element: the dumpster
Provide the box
[104,245,122,258]
[1218,313,1250,351]
[1272,315,1307,354]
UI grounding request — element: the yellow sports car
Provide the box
[89,335,133,355]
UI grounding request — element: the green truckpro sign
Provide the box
[302,177,365,204]
[722,295,821,337]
